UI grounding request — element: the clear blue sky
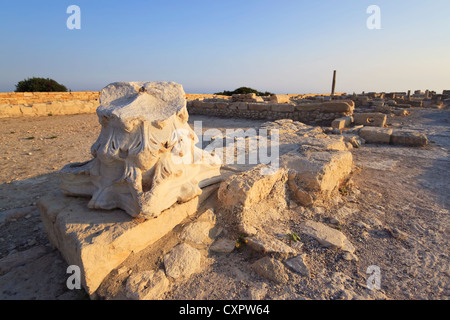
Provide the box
[0,0,449,94]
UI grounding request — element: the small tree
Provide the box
[15,77,68,92]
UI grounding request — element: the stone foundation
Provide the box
[0,100,99,118]
[38,184,218,296]
[0,91,100,118]
[188,100,355,125]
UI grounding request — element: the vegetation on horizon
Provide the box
[214,87,274,97]
[15,77,68,92]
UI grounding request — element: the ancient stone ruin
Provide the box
[59,81,221,219]
[38,82,225,295]
[35,81,436,299]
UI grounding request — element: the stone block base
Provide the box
[353,113,387,127]
[38,185,218,296]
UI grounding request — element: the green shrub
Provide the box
[15,77,68,92]
[214,87,273,97]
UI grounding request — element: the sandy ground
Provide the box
[0,109,449,300]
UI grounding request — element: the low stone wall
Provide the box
[0,91,100,105]
[0,100,100,118]
[0,91,100,118]
[0,91,353,120]
[185,94,231,101]
[187,100,355,125]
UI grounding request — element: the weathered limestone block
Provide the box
[270,103,295,112]
[19,105,35,116]
[215,102,229,109]
[353,113,387,127]
[245,232,297,259]
[59,82,221,219]
[285,254,310,277]
[320,101,354,113]
[390,130,428,147]
[331,116,352,130]
[374,105,392,114]
[198,101,215,109]
[393,108,410,116]
[231,93,263,103]
[297,136,348,151]
[296,101,353,114]
[229,102,247,110]
[295,103,323,112]
[248,103,270,111]
[180,220,212,244]
[282,149,353,206]
[0,104,22,118]
[358,127,393,144]
[371,100,385,107]
[300,220,355,253]
[270,94,291,104]
[218,165,286,210]
[210,238,236,253]
[192,100,205,108]
[386,100,397,106]
[163,243,201,279]
[0,100,99,118]
[38,186,216,295]
[251,256,289,284]
[281,150,353,194]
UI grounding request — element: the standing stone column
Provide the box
[331,70,337,98]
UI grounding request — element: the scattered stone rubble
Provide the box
[34,83,440,300]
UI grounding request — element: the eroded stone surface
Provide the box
[210,238,236,253]
[125,270,169,300]
[250,256,289,284]
[390,130,428,147]
[285,254,310,277]
[218,165,285,210]
[300,220,355,253]
[282,149,353,204]
[37,190,211,295]
[59,81,221,219]
[353,113,387,127]
[164,243,201,279]
[359,127,393,144]
[180,221,212,244]
[245,233,297,259]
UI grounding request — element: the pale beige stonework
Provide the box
[300,220,355,253]
[59,81,221,219]
[38,184,217,296]
[270,94,291,104]
[359,127,393,144]
[353,113,387,127]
